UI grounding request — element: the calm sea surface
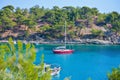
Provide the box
[34,44,120,80]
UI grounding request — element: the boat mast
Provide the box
[65,21,66,49]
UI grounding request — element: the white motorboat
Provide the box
[44,63,61,76]
[51,67,61,76]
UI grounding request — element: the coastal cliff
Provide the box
[0,5,120,45]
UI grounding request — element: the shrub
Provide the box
[0,38,51,80]
[91,29,104,37]
[108,66,120,80]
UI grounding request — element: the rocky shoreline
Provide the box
[0,39,120,45]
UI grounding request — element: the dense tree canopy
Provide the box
[0,5,120,40]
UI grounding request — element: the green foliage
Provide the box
[0,5,120,39]
[0,14,16,29]
[0,38,51,80]
[23,19,37,28]
[30,5,45,20]
[96,14,106,25]
[105,11,120,34]
[111,20,120,34]
[105,12,119,23]
[16,14,27,25]
[40,24,51,31]
[108,66,120,80]
[25,30,30,38]
[91,29,104,37]
[8,37,16,55]
[2,5,14,12]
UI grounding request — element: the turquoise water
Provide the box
[34,44,120,80]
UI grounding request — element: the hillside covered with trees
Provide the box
[0,5,120,44]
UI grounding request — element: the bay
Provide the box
[34,44,120,80]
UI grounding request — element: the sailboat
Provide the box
[53,21,74,54]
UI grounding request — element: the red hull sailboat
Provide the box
[53,21,74,54]
[53,49,74,54]
[53,46,74,54]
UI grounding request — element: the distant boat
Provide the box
[36,63,61,76]
[44,63,61,76]
[51,67,61,76]
[53,46,74,54]
[53,21,74,54]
